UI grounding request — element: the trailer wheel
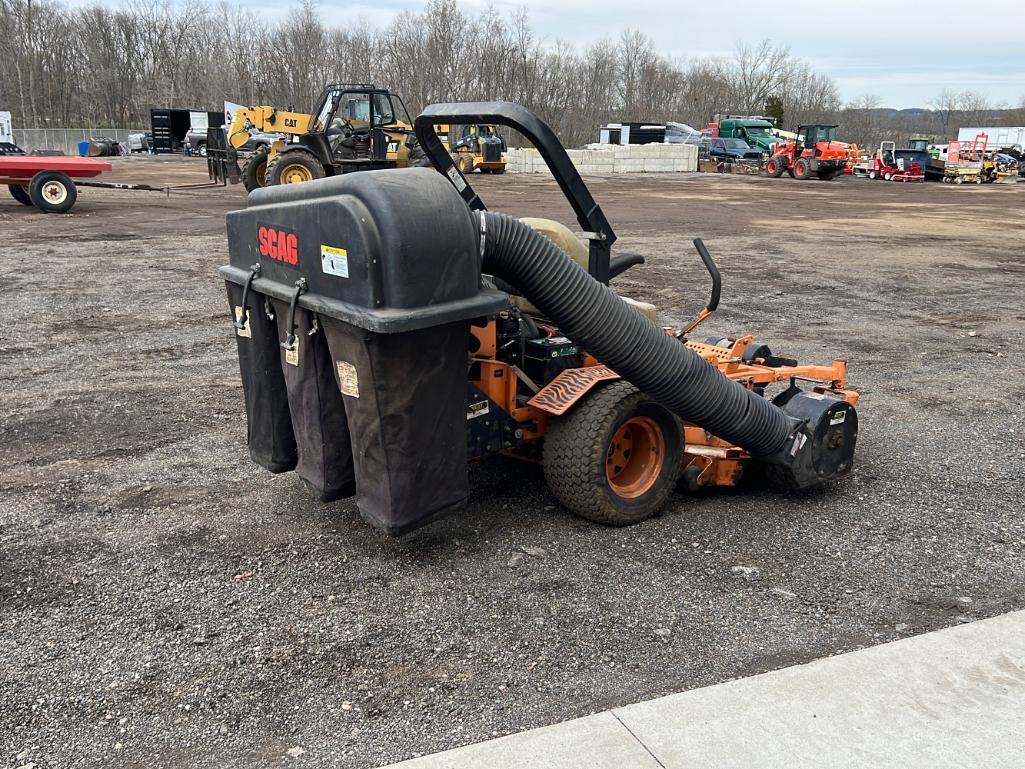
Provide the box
[266,150,325,186]
[543,381,683,526]
[8,184,32,206]
[28,171,77,214]
[793,157,812,180]
[241,147,269,192]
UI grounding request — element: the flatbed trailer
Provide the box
[1,154,224,213]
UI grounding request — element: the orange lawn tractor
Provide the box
[222,102,860,535]
[765,124,848,181]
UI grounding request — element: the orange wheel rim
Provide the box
[605,416,665,498]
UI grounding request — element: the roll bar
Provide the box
[414,101,617,284]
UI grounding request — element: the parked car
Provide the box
[187,127,283,157]
[708,138,762,161]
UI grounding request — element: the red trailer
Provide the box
[2,152,221,213]
[1,155,113,213]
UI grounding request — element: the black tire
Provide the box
[793,157,812,180]
[8,184,32,206]
[197,142,207,158]
[459,154,475,174]
[241,147,269,193]
[543,380,684,526]
[266,150,325,186]
[765,157,785,178]
[28,171,77,213]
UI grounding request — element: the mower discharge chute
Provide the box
[220,101,859,535]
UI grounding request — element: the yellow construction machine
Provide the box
[436,123,507,174]
[209,84,426,191]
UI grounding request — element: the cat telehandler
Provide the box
[221,102,860,535]
[207,83,425,192]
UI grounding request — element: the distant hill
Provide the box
[842,107,1025,144]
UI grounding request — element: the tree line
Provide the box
[2,0,1023,149]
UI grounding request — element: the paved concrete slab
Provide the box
[380,611,1025,769]
[381,711,663,769]
[617,611,1025,768]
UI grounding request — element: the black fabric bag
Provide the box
[321,317,471,534]
[270,300,357,502]
[226,283,297,473]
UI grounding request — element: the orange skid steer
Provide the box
[221,102,859,535]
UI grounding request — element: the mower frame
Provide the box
[414,102,857,497]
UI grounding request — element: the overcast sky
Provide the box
[287,0,1025,108]
[186,0,1025,108]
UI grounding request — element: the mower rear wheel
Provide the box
[793,158,812,180]
[543,381,683,526]
[241,147,269,192]
[8,184,32,206]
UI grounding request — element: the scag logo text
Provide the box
[258,225,299,266]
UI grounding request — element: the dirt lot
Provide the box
[2,156,1024,769]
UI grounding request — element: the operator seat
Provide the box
[328,117,353,155]
[512,218,658,323]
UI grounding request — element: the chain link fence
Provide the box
[13,128,142,154]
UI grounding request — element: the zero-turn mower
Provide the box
[220,102,860,535]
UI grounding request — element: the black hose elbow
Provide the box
[478,212,856,488]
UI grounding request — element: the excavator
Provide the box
[208,84,426,192]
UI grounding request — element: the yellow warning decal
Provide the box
[321,245,349,278]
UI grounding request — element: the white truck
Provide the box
[957,127,1025,151]
[0,111,13,144]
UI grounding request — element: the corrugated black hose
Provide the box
[478,211,799,458]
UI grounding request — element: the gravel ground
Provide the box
[2,157,1024,769]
